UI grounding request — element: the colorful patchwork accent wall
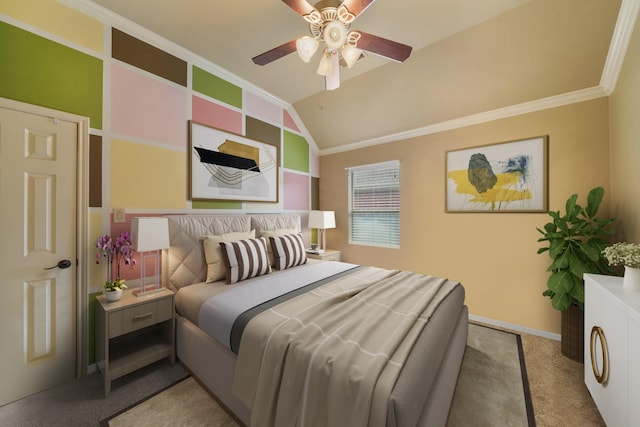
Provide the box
[0,1,319,364]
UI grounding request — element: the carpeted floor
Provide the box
[519,331,605,427]
[0,322,603,426]
[100,323,533,427]
[0,359,189,427]
[103,377,238,427]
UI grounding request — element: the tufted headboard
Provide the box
[163,214,301,291]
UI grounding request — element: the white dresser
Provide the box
[584,274,640,426]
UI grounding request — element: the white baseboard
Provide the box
[469,314,561,341]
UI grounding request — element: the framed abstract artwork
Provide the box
[445,136,548,212]
[188,121,279,202]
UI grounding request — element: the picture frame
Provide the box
[445,136,548,212]
[188,121,279,203]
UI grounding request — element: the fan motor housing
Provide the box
[309,7,351,42]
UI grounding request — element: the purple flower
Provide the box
[95,231,137,281]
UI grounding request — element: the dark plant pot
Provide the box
[561,304,584,363]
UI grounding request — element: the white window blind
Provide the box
[347,160,400,247]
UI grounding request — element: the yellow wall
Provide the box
[610,17,640,243]
[110,139,186,209]
[0,0,102,53]
[321,98,610,334]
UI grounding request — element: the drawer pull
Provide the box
[590,326,609,384]
[133,312,154,321]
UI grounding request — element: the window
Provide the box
[347,160,400,248]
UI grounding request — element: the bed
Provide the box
[164,214,468,427]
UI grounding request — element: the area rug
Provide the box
[448,323,535,426]
[101,323,535,427]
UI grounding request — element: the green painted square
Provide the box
[283,130,309,173]
[88,292,101,365]
[192,200,243,210]
[192,66,242,109]
[0,22,103,129]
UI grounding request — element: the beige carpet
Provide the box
[105,377,238,427]
[103,324,533,427]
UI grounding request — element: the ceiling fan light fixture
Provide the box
[296,36,319,62]
[323,21,347,50]
[325,51,340,90]
[253,0,412,92]
[342,44,362,68]
[316,50,334,76]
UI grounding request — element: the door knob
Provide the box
[44,259,72,270]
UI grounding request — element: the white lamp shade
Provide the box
[308,211,336,230]
[316,51,334,76]
[325,52,340,90]
[342,44,362,68]
[131,217,170,252]
[323,21,347,50]
[296,36,319,62]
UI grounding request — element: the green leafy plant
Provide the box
[537,187,615,311]
[103,279,128,292]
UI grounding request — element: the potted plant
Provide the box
[536,186,615,362]
[96,231,137,302]
[602,242,640,291]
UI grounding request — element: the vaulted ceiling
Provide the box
[88,0,623,152]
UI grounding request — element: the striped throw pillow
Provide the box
[269,233,307,271]
[219,237,271,284]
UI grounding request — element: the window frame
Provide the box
[347,160,400,249]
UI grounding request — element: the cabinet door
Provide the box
[628,308,640,425]
[584,277,627,427]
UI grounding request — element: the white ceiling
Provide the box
[86,0,622,151]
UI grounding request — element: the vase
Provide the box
[104,289,123,302]
[623,266,640,291]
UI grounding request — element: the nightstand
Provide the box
[307,249,341,261]
[95,288,175,397]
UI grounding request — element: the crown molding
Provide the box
[321,0,640,156]
[320,86,609,156]
[600,0,640,94]
[60,0,636,158]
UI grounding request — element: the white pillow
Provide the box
[219,237,271,284]
[202,230,255,283]
[260,228,297,266]
[269,233,307,271]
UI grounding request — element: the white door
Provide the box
[0,105,78,405]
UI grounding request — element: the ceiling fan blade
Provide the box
[282,0,318,18]
[355,31,412,63]
[340,0,376,17]
[252,40,298,66]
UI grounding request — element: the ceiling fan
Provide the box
[252,0,412,90]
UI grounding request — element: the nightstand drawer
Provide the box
[108,298,173,338]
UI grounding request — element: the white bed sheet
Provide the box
[175,258,328,326]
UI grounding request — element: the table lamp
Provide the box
[308,210,336,253]
[131,217,170,296]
